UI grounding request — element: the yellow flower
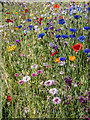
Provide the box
[47,17,50,19]
[54,57,60,63]
[8,45,16,52]
[5,16,7,19]
[69,56,76,61]
[16,12,18,14]
[30,14,33,16]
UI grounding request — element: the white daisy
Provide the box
[49,88,58,96]
[23,76,31,82]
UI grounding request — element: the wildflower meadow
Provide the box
[1,1,90,119]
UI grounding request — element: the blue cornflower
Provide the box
[78,36,85,42]
[26,19,31,22]
[38,33,45,38]
[21,9,24,11]
[88,54,90,57]
[84,26,90,30]
[61,35,68,38]
[84,49,90,54]
[55,35,61,38]
[43,27,48,30]
[69,34,76,38]
[18,25,22,28]
[28,25,34,30]
[88,8,90,11]
[58,19,65,24]
[60,57,66,61]
[74,15,82,19]
[69,28,77,32]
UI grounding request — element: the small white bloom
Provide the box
[31,64,38,69]
[49,88,58,96]
[23,76,31,82]
[34,25,38,29]
[51,2,54,5]
[52,75,55,77]
[43,63,48,66]
[60,71,64,75]
[58,61,65,66]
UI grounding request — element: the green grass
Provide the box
[1,1,89,119]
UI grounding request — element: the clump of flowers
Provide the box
[8,45,16,52]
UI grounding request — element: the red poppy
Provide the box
[6,19,13,23]
[37,21,41,25]
[41,55,44,57]
[50,50,57,56]
[19,38,23,41]
[6,12,10,14]
[25,9,27,12]
[24,33,26,36]
[72,43,82,52]
[7,95,12,103]
[39,18,43,21]
[53,4,59,9]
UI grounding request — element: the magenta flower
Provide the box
[52,97,61,104]
[22,54,24,57]
[19,80,24,84]
[31,73,37,77]
[37,70,43,74]
[14,73,18,77]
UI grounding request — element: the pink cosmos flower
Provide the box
[37,70,43,74]
[22,54,24,57]
[31,73,37,77]
[14,73,18,77]
[52,97,61,104]
[44,80,55,86]
[19,80,24,84]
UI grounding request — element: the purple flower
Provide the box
[65,79,72,85]
[55,29,62,31]
[15,39,20,43]
[79,96,85,103]
[50,26,54,30]
[53,45,58,49]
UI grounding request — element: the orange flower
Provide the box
[14,27,17,30]
[69,56,76,61]
[54,57,60,63]
[53,4,59,9]
[59,16,63,19]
